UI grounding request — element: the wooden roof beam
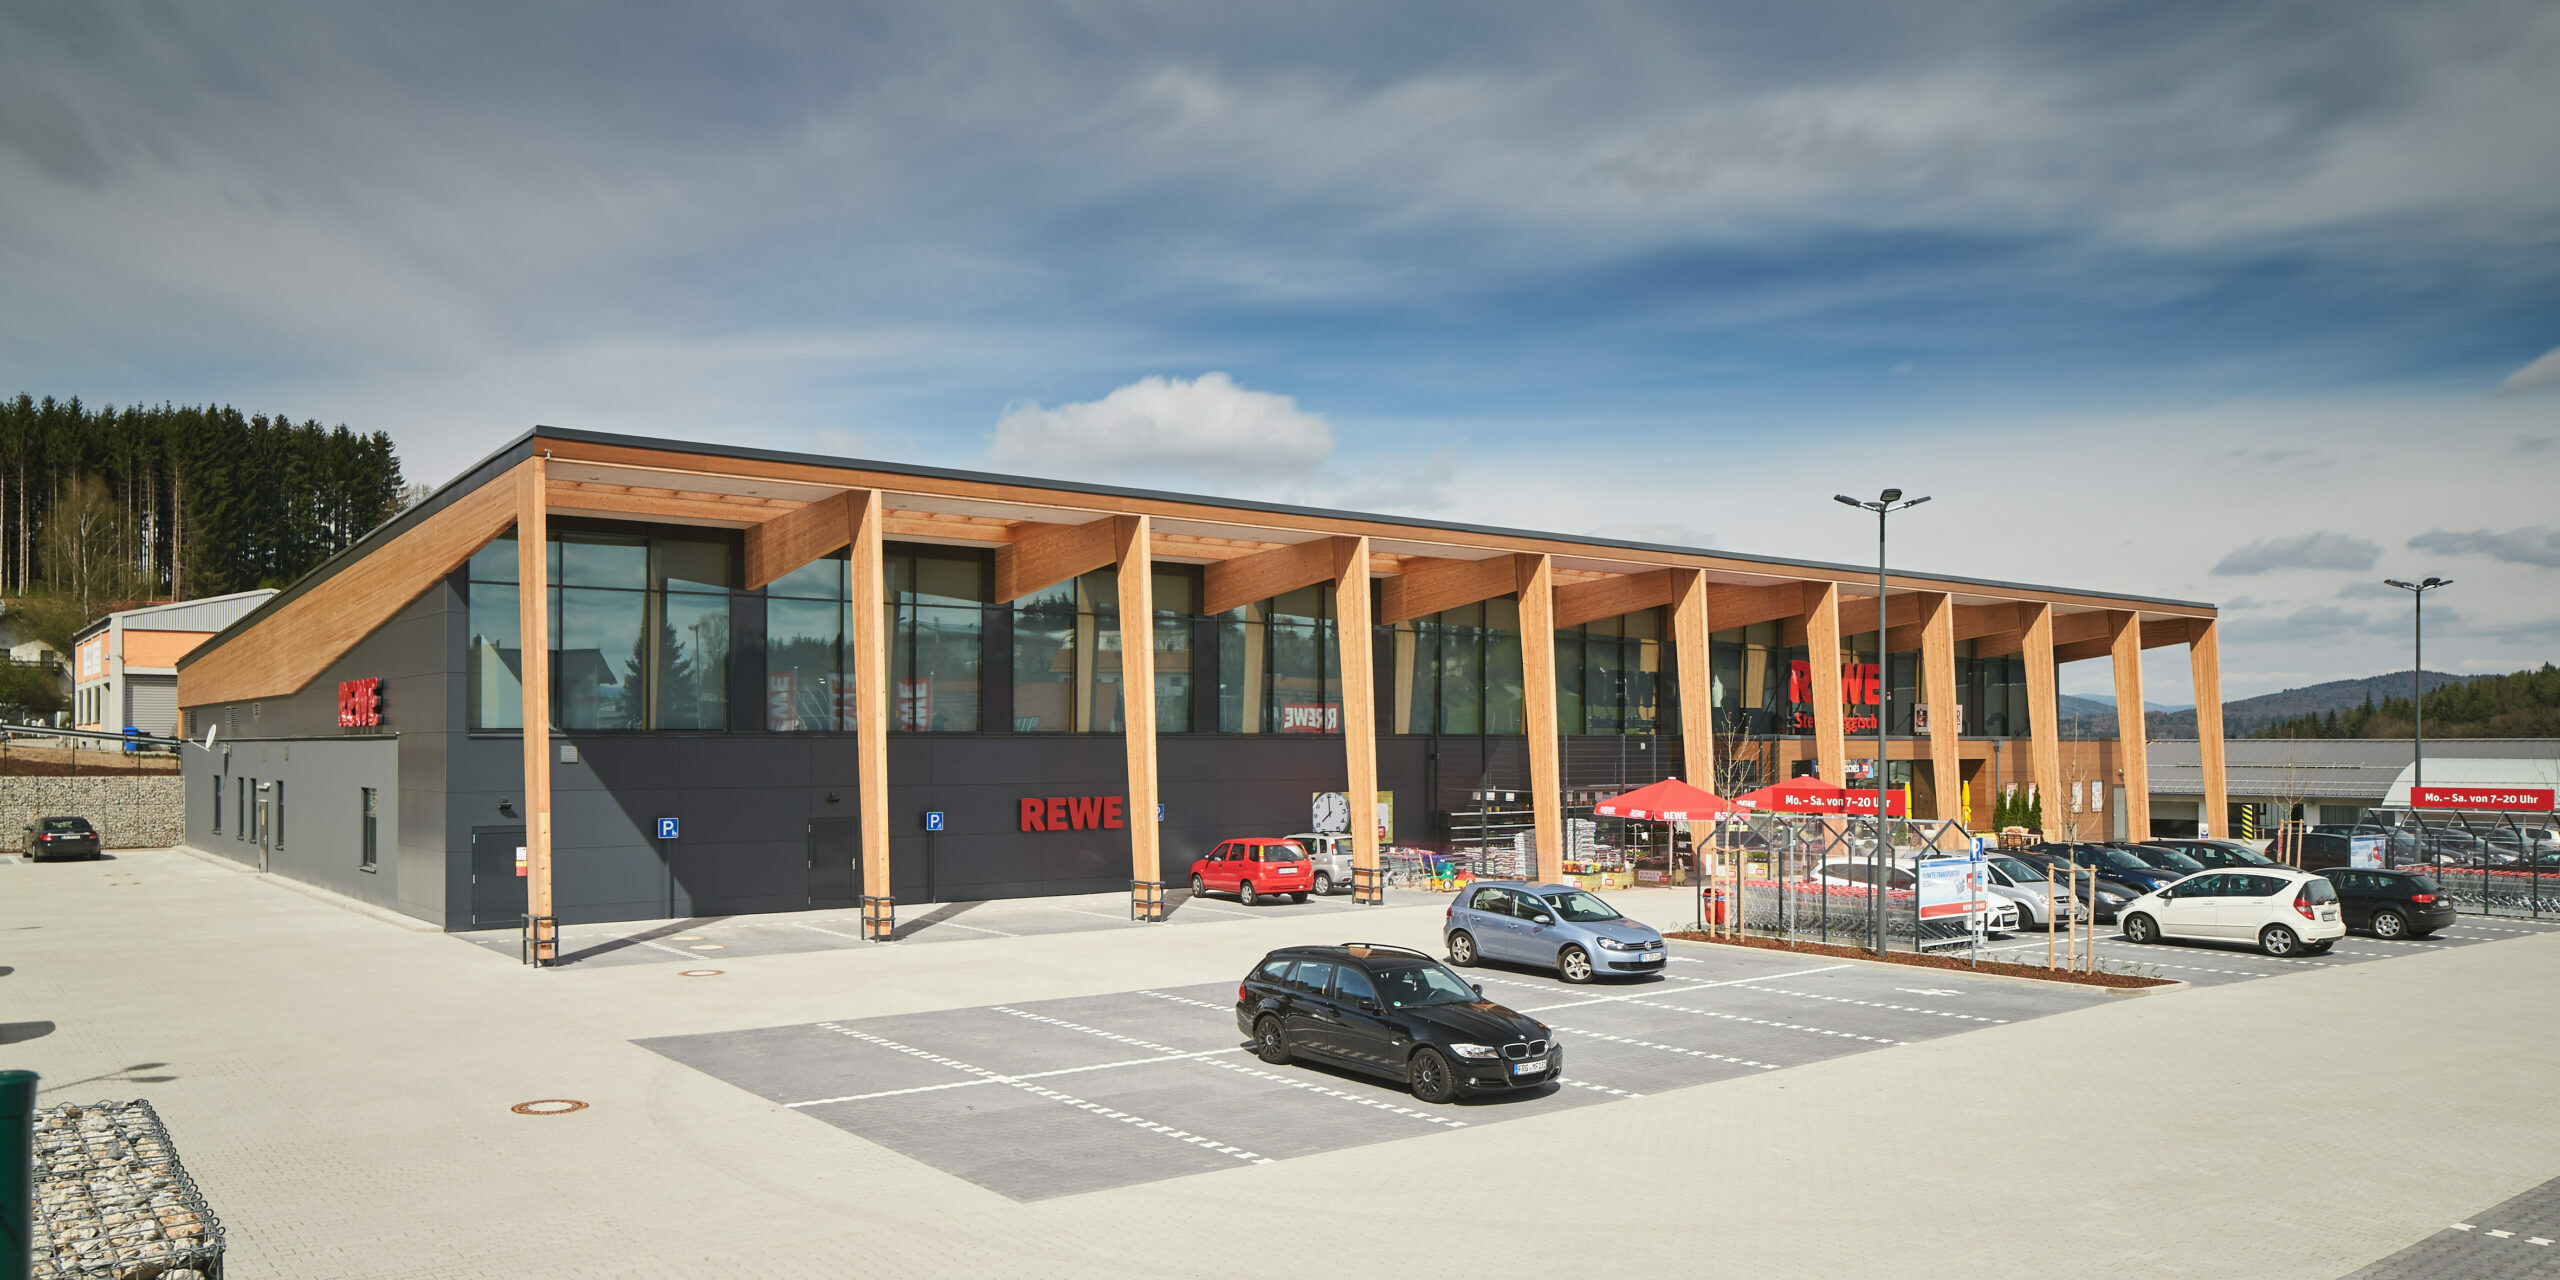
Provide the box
[1552,569,1680,630]
[993,517,1132,603]
[1705,581,1814,632]
[743,489,860,590]
[1202,537,1362,617]
[1380,555,1525,625]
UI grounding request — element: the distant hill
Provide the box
[2039,671,2480,740]
[2143,670,2478,740]
[2252,664,2559,740]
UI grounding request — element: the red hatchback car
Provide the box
[1190,838,1315,906]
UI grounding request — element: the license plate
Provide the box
[1511,1058,1546,1076]
[1637,952,1664,963]
[2321,909,2337,921]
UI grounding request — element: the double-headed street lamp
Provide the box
[2383,577,2451,798]
[1837,488,1930,954]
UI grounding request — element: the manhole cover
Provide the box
[510,1099,588,1116]
[678,969,724,977]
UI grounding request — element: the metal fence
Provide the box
[1692,813,1991,956]
[2297,807,2555,921]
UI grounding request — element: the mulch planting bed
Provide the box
[1667,931,2176,989]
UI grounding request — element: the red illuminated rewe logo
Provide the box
[337,678,383,728]
[1019,796,1127,831]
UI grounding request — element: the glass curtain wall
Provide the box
[1553,610,1665,734]
[1013,566,1194,734]
[1389,598,1523,735]
[1960,641,2031,737]
[1217,582,1345,734]
[466,531,731,731]
[889,550,985,732]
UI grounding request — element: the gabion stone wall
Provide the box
[0,774,184,849]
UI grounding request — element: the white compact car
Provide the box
[1982,853,2088,931]
[2118,868,2346,957]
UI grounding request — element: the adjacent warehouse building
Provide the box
[174,427,2230,948]
[2147,738,2560,837]
[75,591,276,742]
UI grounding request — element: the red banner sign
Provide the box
[1840,790,1908,817]
[337,677,382,728]
[2409,785,2555,812]
[1019,796,1128,831]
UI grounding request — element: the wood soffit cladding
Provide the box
[177,430,2219,698]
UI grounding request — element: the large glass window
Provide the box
[465,540,522,729]
[767,556,850,731]
[894,551,985,732]
[1552,610,1663,734]
[1389,598,1530,735]
[466,527,734,732]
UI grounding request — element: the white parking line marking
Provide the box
[991,1006,1201,1056]
[1736,986,2008,1024]
[1189,1056,1469,1127]
[1135,989,1227,1011]
[1174,902,1264,919]
[809,1023,1270,1164]
[1514,964,1850,1013]
[913,918,1018,937]
[2487,1229,2514,1239]
[787,921,870,942]
[1549,1025,1780,1070]
[1619,995,1907,1046]
[1561,1078,1643,1099]
[789,1048,1241,1106]
[634,938,710,960]
[2452,1223,2475,1231]
[1037,903,1138,922]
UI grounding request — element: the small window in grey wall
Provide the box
[236,778,246,841]
[213,774,223,834]
[274,780,285,848]
[360,788,378,871]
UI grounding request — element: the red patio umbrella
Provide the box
[1592,777,1734,822]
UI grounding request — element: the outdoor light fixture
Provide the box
[1836,487,1932,954]
[498,799,516,817]
[2383,577,2453,795]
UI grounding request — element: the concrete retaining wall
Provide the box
[1,774,184,849]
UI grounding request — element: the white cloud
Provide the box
[2497,343,2560,394]
[989,373,1333,481]
[2408,526,2560,569]
[2212,532,2383,576]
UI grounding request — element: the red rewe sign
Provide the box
[337,677,383,728]
[1787,661,1881,706]
[1020,796,1128,831]
[2409,785,2555,812]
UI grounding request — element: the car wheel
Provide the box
[1254,1016,1290,1065]
[1312,871,1334,896]
[2259,924,2301,957]
[2122,913,2157,945]
[1239,880,1258,906]
[2371,909,2407,940]
[1191,873,1205,895]
[1448,930,1479,966]
[1408,1047,1459,1105]
[1557,945,1594,984]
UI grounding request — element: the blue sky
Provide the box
[4,0,2557,701]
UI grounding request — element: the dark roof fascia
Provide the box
[525,425,2221,611]
[178,431,543,672]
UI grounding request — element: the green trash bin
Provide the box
[2,1069,32,1280]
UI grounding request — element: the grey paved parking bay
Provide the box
[637,944,2108,1201]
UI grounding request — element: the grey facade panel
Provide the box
[124,675,178,737]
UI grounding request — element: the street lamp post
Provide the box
[2383,576,2451,807]
[1837,489,1930,953]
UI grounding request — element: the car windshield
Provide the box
[41,818,86,832]
[1540,890,1622,923]
[2134,846,2205,871]
[1989,856,2042,882]
[2076,848,2146,871]
[1374,963,1481,1008]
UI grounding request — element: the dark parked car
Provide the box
[2151,838,2280,871]
[2027,843,2185,894]
[2009,846,2147,922]
[24,816,100,861]
[2314,868,2457,940]
[2285,831,2357,871]
[1236,943,1562,1104]
[2119,844,2209,877]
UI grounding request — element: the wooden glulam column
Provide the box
[849,490,895,940]
[1671,570,1716,793]
[515,456,556,964]
[1116,516,1165,920]
[1516,554,1564,882]
[1918,591,1962,822]
[1334,537,1383,904]
[2108,611,2152,841]
[2022,603,2066,841]
[1806,582,1847,787]
[2189,618,2227,839]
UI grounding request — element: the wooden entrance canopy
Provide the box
[175,427,2227,939]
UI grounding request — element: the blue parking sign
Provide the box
[924,811,946,832]
[656,817,680,839]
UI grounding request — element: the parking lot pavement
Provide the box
[2344,1171,2560,1277]
[1978,913,2560,987]
[455,885,1377,968]
[636,940,2106,1201]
